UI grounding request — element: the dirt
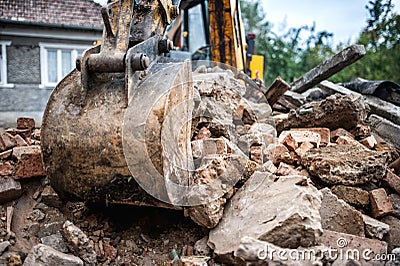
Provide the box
[0,178,208,265]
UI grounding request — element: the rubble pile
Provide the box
[0,68,400,265]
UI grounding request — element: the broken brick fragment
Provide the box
[370,188,393,218]
[330,128,354,142]
[17,117,35,130]
[0,162,14,176]
[12,134,28,147]
[359,135,377,149]
[279,130,321,148]
[281,133,298,151]
[295,142,314,157]
[13,146,46,179]
[0,129,16,151]
[0,150,12,160]
[352,124,371,140]
[272,144,293,165]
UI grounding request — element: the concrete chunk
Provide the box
[301,144,388,186]
[385,169,400,194]
[61,221,97,265]
[320,188,365,237]
[208,172,322,262]
[362,214,390,240]
[331,185,370,207]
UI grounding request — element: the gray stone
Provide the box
[208,172,322,262]
[61,220,97,265]
[331,185,370,207]
[301,144,388,186]
[40,232,68,253]
[0,241,10,255]
[368,114,400,150]
[382,216,400,252]
[180,256,210,266]
[389,194,400,219]
[41,185,63,209]
[0,177,22,203]
[362,214,390,240]
[23,244,83,266]
[319,188,365,237]
[194,236,211,256]
[37,222,63,238]
[386,248,400,266]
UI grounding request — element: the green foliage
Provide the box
[240,0,400,85]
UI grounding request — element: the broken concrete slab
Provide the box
[194,236,212,256]
[295,142,315,157]
[292,128,330,146]
[0,177,22,203]
[276,162,302,176]
[272,144,293,165]
[180,255,210,266]
[331,185,370,207]
[320,188,365,237]
[319,230,387,265]
[0,241,10,255]
[362,214,390,240]
[61,220,97,265]
[23,244,83,266]
[275,94,369,133]
[184,197,226,229]
[370,188,393,218]
[301,144,388,186]
[359,135,377,149]
[208,172,322,262]
[0,150,12,160]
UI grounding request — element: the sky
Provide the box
[93,0,400,45]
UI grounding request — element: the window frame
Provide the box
[0,41,13,88]
[39,42,89,88]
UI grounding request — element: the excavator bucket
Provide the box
[41,0,191,208]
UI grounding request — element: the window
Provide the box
[39,43,89,88]
[0,41,13,88]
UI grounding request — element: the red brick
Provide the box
[295,142,314,157]
[0,162,14,176]
[385,169,400,194]
[292,128,330,146]
[370,188,393,218]
[359,135,377,149]
[17,117,35,130]
[281,133,298,151]
[272,144,293,165]
[12,146,46,179]
[330,128,354,142]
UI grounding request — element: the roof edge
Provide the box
[0,18,103,32]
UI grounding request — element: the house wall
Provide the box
[0,24,102,127]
